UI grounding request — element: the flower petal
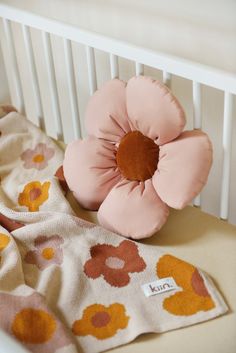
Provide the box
[84,258,103,279]
[126,76,186,144]
[103,267,130,287]
[152,130,213,209]
[98,179,169,239]
[163,291,215,316]
[34,235,64,250]
[85,79,131,142]
[52,248,63,265]
[24,250,38,265]
[115,240,146,273]
[0,292,73,353]
[63,137,121,210]
[90,243,116,260]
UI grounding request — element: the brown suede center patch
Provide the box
[116,131,159,181]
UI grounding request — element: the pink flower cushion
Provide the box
[63,76,213,239]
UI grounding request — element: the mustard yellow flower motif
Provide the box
[156,254,215,316]
[0,292,73,353]
[0,233,10,251]
[12,308,56,344]
[72,303,129,339]
[18,181,50,212]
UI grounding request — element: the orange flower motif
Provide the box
[0,233,10,251]
[0,233,11,265]
[18,181,50,212]
[72,303,129,339]
[156,254,215,316]
[12,308,56,344]
[0,292,73,353]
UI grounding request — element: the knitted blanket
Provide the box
[0,108,228,353]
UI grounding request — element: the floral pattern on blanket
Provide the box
[25,235,64,270]
[18,181,51,211]
[72,303,129,339]
[84,240,146,287]
[21,143,55,170]
[0,232,11,264]
[0,232,10,251]
[0,292,73,353]
[156,254,215,316]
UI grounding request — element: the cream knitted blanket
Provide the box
[0,108,228,353]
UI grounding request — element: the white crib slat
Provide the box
[22,25,44,129]
[192,81,202,207]
[135,62,144,75]
[2,19,24,113]
[42,31,63,140]
[194,193,201,208]
[63,38,81,139]
[163,71,171,88]
[1,4,236,95]
[110,53,119,79]
[220,92,233,220]
[193,81,202,129]
[86,46,97,95]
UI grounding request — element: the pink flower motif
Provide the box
[21,143,54,170]
[63,76,213,239]
[0,291,73,353]
[25,235,64,270]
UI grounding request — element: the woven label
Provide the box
[141,277,178,297]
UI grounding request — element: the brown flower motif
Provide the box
[84,240,146,287]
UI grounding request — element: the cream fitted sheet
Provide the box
[68,194,236,353]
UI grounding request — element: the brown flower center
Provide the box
[91,311,111,328]
[105,256,125,269]
[116,131,159,181]
[191,269,210,297]
[29,187,42,201]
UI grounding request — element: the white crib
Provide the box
[1,5,236,222]
[0,4,236,352]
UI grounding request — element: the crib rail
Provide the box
[0,4,235,221]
